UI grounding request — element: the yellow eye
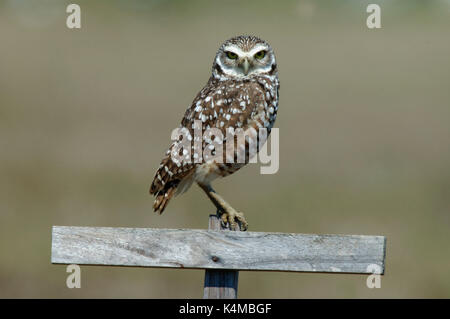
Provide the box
[226,51,238,59]
[254,50,266,60]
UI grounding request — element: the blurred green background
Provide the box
[1,0,449,298]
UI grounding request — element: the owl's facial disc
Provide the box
[216,43,275,79]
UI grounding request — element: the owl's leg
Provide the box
[198,183,248,231]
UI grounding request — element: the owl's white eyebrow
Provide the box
[223,45,268,57]
[248,45,268,55]
[223,46,243,55]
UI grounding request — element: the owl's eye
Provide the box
[225,51,238,60]
[254,50,266,60]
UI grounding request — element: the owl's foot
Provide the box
[219,209,248,231]
[198,182,248,231]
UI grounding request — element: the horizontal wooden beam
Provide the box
[51,226,385,274]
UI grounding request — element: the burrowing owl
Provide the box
[149,35,279,230]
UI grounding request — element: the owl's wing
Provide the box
[150,79,268,213]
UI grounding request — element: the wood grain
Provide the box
[51,225,385,274]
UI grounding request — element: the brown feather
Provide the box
[153,182,178,214]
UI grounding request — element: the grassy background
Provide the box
[0,0,449,298]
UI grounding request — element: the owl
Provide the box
[149,35,279,230]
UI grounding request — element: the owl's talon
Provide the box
[219,210,248,231]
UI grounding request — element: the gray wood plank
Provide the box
[203,214,239,299]
[51,225,386,274]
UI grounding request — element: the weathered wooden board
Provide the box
[51,225,385,274]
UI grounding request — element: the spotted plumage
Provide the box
[149,35,279,229]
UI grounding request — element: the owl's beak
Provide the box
[241,58,250,75]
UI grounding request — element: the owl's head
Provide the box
[213,35,277,80]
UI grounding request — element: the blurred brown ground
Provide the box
[0,0,449,298]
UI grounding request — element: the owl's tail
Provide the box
[151,181,179,214]
[149,150,195,214]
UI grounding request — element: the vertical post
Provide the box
[203,213,239,299]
